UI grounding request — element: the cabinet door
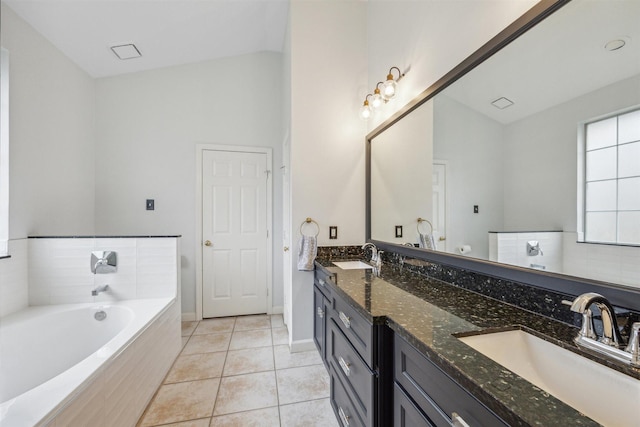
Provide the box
[395,335,508,427]
[313,285,328,365]
[330,368,367,427]
[394,383,434,427]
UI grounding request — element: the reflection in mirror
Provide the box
[371,100,433,246]
[369,0,640,288]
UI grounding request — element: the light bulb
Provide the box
[382,77,397,100]
[371,88,383,109]
[359,101,372,120]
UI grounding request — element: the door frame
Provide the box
[195,144,273,321]
[433,159,450,253]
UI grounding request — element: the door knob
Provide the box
[284,246,290,252]
[439,236,446,241]
[204,240,212,247]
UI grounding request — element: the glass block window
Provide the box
[584,109,640,245]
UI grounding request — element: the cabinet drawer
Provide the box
[328,320,374,426]
[315,269,333,300]
[395,335,508,427]
[330,293,373,367]
[330,368,366,427]
[394,383,434,427]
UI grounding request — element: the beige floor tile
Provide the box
[182,336,190,348]
[157,418,212,427]
[223,347,274,376]
[139,379,220,426]
[279,398,339,427]
[276,365,330,405]
[182,321,199,337]
[182,333,231,355]
[270,314,284,328]
[209,407,280,426]
[271,327,289,346]
[213,371,278,416]
[166,352,227,383]
[234,314,271,331]
[273,345,322,370]
[228,329,272,350]
[194,318,236,335]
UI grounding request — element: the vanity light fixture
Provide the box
[360,94,373,120]
[382,66,405,100]
[358,67,407,120]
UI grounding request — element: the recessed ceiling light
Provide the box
[110,44,142,60]
[604,38,627,52]
[491,97,514,110]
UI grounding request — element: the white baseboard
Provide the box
[181,312,197,322]
[290,338,315,353]
[270,305,283,315]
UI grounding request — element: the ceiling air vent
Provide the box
[491,97,514,110]
[110,44,142,60]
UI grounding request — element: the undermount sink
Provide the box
[458,329,640,426]
[332,261,373,270]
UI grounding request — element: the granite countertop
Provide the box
[315,257,640,427]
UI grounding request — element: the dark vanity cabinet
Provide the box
[393,334,508,427]
[313,269,332,366]
[313,268,392,427]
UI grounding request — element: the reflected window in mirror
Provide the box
[583,108,640,246]
[0,48,8,256]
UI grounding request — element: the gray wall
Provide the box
[94,52,284,317]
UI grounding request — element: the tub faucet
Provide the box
[569,292,640,366]
[91,284,110,296]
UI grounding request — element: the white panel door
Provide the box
[432,163,447,251]
[202,150,268,318]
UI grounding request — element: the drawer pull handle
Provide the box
[319,278,326,286]
[452,412,470,427]
[317,307,324,318]
[338,406,350,426]
[339,311,351,329]
[338,356,351,376]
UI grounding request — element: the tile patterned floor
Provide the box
[137,314,338,427]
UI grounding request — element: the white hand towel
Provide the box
[297,235,317,271]
[418,233,437,250]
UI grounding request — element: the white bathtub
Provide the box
[0,298,180,427]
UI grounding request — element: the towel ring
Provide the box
[417,217,433,234]
[300,217,320,237]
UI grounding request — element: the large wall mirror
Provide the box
[367,0,640,299]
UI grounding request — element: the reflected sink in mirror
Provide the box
[457,329,640,427]
[332,261,373,270]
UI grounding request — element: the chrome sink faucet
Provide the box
[570,292,640,366]
[91,284,110,296]
[361,242,382,268]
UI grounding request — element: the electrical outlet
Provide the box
[146,199,155,210]
[474,205,479,213]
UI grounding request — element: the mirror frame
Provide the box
[365,0,640,311]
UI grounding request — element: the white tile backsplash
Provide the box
[0,239,29,317]
[27,237,178,306]
[491,231,563,273]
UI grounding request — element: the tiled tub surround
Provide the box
[0,236,181,427]
[27,236,180,305]
[315,257,640,426]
